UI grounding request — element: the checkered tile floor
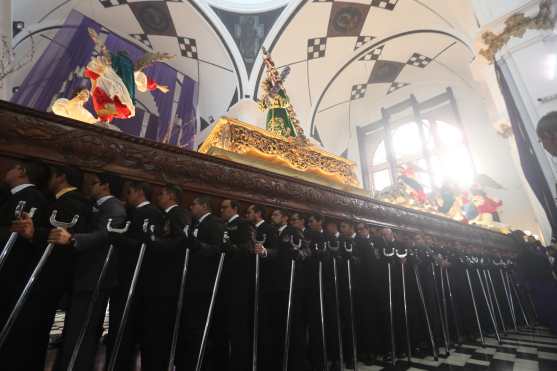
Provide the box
[50,308,109,338]
[50,312,557,370]
[352,327,557,371]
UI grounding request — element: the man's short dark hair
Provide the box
[15,159,48,187]
[325,219,338,227]
[128,181,152,200]
[164,184,183,203]
[250,204,266,218]
[273,209,288,218]
[308,214,323,223]
[97,172,123,197]
[226,199,240,211]
[51,165,83,189]
[193,196,212,211]
[291,212,306,223]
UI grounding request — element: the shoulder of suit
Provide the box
[170,205,189,216]
[103,197,126,212]
[18,185,43,197]
[58,190,91,207]
[12,186,47,206]
[146,203,163,214]
[64,189,89,203]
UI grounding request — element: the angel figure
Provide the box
[83,28,173,123]
[52,88,97,124]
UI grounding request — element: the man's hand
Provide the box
[48,227,72,246]
[254,243,267,256]
[10,212,35,240]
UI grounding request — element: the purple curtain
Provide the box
[115,109,144,138]
[177,77,198,150]
[11,10,197,147]
[144,63,177,140]
[12,11,99,110]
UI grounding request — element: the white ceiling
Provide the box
[11,0,485,154]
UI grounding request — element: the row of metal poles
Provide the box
[380,249,538,367]
[0,203,539,370]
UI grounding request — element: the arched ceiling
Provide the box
[12,0,482,152]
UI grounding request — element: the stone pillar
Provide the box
[0,0,12,100]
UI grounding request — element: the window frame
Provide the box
[357,88,476,193]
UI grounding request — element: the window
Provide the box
[358,89,475,194]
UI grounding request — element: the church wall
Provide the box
[468,0,557,241]
[349,80,547,239]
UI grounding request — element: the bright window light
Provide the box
[370,120,474,191]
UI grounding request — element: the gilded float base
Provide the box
[199,117,364,195]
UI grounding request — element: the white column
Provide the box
[0,0,12,100]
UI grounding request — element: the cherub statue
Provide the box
[51,88,97,124]
[82,28,173,123]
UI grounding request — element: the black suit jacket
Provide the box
[143,205,191,297]
[255,221,279,292]
[268,225,307,291]
[338,234,357,288]
[303,229,329,291]
[0,185,48,294]
[114,202,164,296]
[354,235,382,293]
[72,196,127,292]
[222,216,255,293]
[186,213,225,292]
[34,189,92,293]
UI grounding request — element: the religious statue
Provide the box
[398,163,427,205]
[258,47,308,143]
[51,88,97,124]
[87,29,173,123]
[470,189,503,225]
[52,28,174,124]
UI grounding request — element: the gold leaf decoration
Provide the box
[479,0,555,62]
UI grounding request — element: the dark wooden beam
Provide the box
[0,100,514,251]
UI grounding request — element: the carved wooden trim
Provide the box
[0,101,513,250]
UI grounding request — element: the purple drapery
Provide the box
[176,77,198,149]
[11,11,99,110]
[11,10,197,146]
[146,63,177,140]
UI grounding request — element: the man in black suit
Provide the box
[105,181,164,371]
[0,160,49,329]
[245,204,279,369]
[0,160,49,369]
[268,209,310,371]
[48,172,126,371]
[304,213,330,371]
[140,184,191,369]
[338,221,358,369]
[176,196,224,371]
[353,222,381,365]
[213,199,255,370]
[9,165,92,370]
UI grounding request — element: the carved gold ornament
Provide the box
[479,0,555,62]
[199,117,361,189]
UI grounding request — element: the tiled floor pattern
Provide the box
[49,311,557,371]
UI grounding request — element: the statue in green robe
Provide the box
[258,48,307,143]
